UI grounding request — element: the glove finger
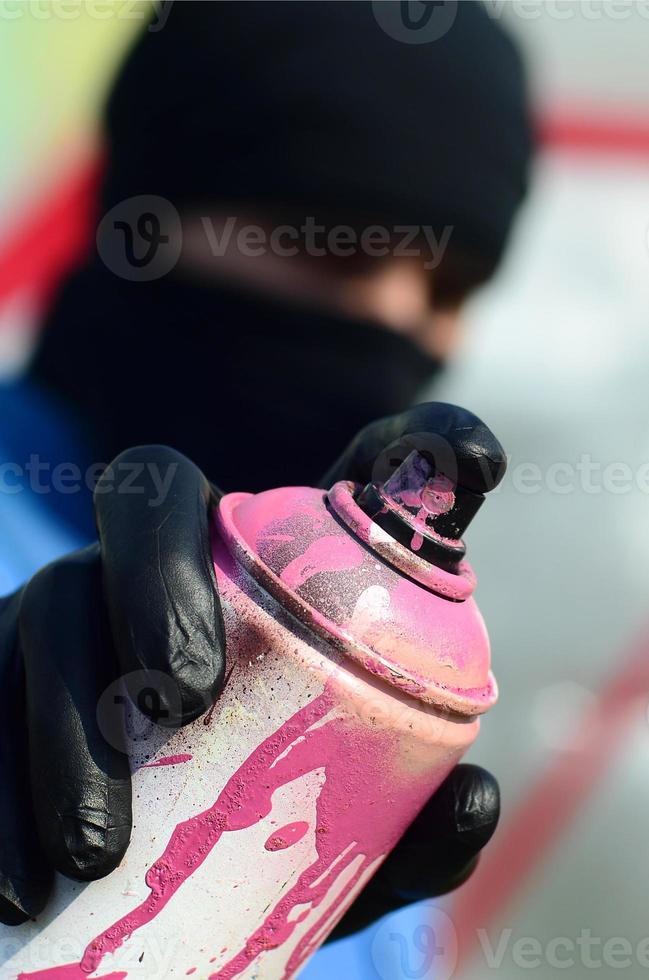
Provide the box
[19,547,132,881]
[329,765,499,939]
[320,402,506,491]
[379,763,500,901]
[94,445,225,726]
[0,591,53,924]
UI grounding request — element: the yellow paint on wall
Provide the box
[0,1,155,195]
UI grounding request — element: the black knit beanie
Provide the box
[100,1,533,274]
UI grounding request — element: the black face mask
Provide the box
[31,262,442,494]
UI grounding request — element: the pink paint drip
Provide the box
[20,683,436,980]
[421,476,455,517]
[141,754,193,768]
[264,821,310,852]
[395,477,456,537]
[380,452,456,539]
[16,969,127,980]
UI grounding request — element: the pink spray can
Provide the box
[2,409,503,980]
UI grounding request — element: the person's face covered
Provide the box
[31,1,532,496]
[178,208,464,361]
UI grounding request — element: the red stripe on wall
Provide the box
[0,156,102,308]
[538,109,649,157]
[451,629,649,973]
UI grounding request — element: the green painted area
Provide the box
[0,0,148,200]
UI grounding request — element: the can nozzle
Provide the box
[355,406,506,573]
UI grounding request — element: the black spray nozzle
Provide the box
[356,405,506,573]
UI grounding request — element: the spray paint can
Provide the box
[2,409,504,980]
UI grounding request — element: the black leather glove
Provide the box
[0,404,499,931]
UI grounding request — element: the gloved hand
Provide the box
[0,404,499,930]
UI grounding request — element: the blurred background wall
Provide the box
[433,5,649,980]
[2,3,649,978]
